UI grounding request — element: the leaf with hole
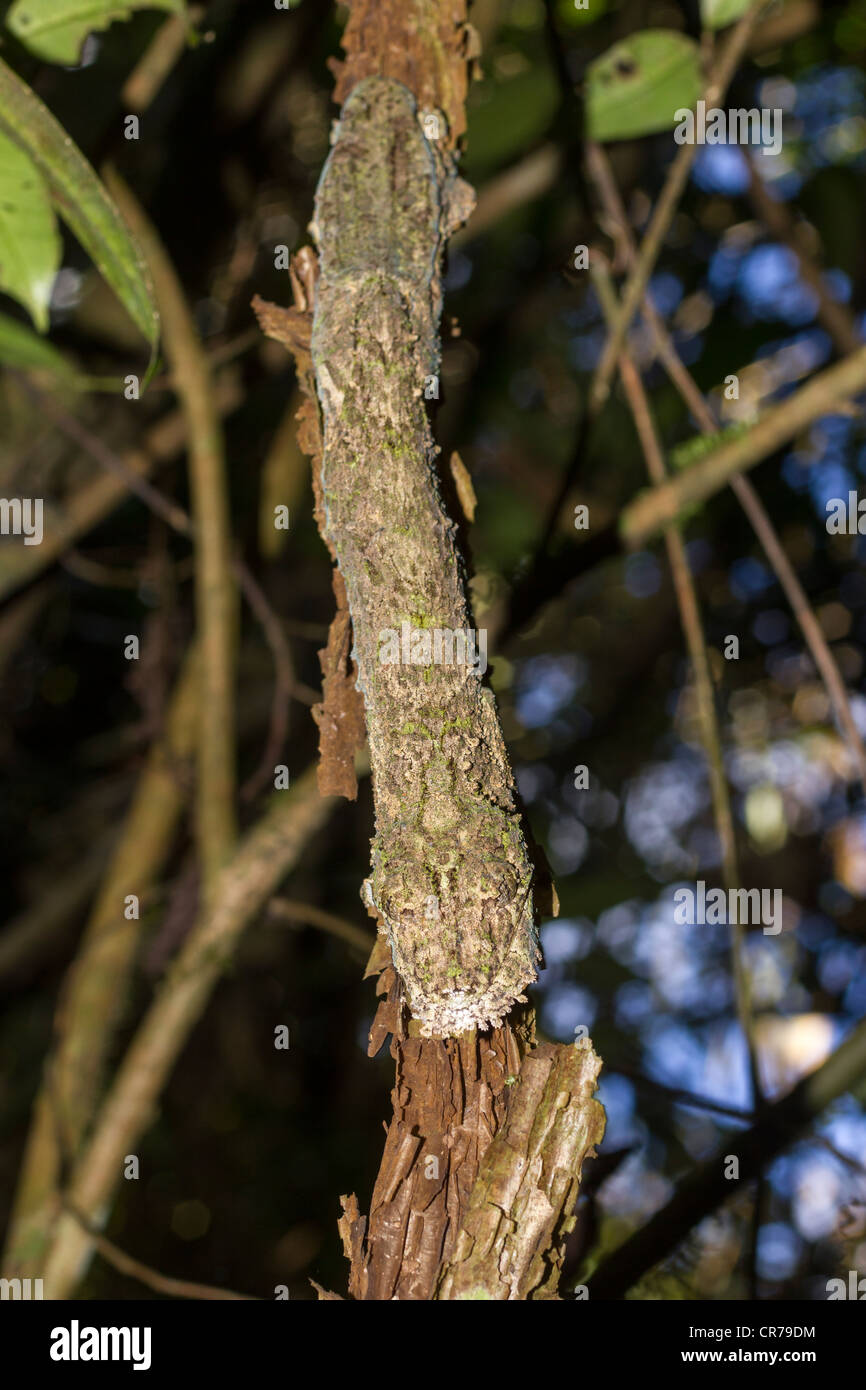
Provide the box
[0,130,60,331]
[700,0,755,30]
[586,30,703,143]
[0,57,158,362]
[7,0,187,66]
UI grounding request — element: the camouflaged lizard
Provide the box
[310,76,539,1036]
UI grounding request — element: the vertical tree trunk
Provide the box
[257,0,605,1299]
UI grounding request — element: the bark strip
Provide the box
[436,1043,605,1300]
[338,966,527,1300]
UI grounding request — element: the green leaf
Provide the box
[586,30,703,142]
[0,57,158,359]
[0,309,77,377]
[7,0,187,66]
[464,68,560,180]
[700,0,754,30]
[0,130,60,330]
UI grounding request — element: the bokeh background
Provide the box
[1,0,865,1299]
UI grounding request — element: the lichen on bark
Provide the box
[311,75,539,1036]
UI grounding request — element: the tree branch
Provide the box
[107,170,239,896]
[619,344,866,547]
[436,1042,604,1299]
[587,1016,866,1299]
[590,1,770,412]
[33,761,353,1298]
[2,650,200,1280]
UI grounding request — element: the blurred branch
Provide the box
[746,154,862,358]
[0,841,110,991]
[2,651,200,1280]
[64,1202,256,1301]
[453,144,562,248]
[592,256,762,1112]
[235,563,300,800]
[587,1015,866,1299]
[749,0,820,55]
[588,141,866,792]
[620,345,866,544]
[36,760,354,1298]
[609,1066,754,1123]
[107,170,239,897]
[590,1,770,413]
[257,388,308,560]
[0,373,241,604]
[121,6,204,112]
[14,377,194,537]
[0,582,52,673]
[33,386,312,785]
[266,897,375,957]
[145,327,260,394]
[730,473,866,789]
[505,2,767,636]
[60,548,190,588]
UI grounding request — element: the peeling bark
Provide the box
[253,258,366,802]
[436,1044,606,1300]
[339,965,531,1299]
[312,569,367,799]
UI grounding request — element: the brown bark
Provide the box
[338,967,530,1299]
[258,0,605,1300]
[437,1043,605,1299]
[330,0,477,148]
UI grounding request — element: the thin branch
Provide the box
[60,549,191,588]
[592,257,763,1112]
[587,141,866,792]
[36,760,358,1298]
[587,1015,866,1299]
[0,372,242,605]
[14,377,194,536]
[121,6,204,112]
[107,170,239,897]
[815,1134,866,1179]
[266,897,376,957]
[509,3,767,630]
[30,386,316,787]
[729,474,866,789]
[746,153,861,358]
[64,1203,257,1301]
[235,565,297,802]
[2,652,200,1279]
[609,1066,754,1123]
[452,144,562,248]
[0,842,110,990]
[590,0,770,412]
[621,345,866,545]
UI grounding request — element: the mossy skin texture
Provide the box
[311,77,538,1036]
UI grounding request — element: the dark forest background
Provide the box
[1,0,865,1299]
